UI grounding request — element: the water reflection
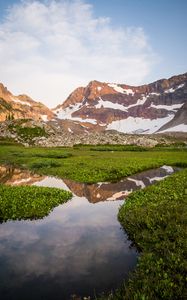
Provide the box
[0,197,137,299]
[0,165,179,299]
[0,164,179,203]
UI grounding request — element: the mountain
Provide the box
[53,73,187,134]
[0,72,187,137]
[0,83,54,122]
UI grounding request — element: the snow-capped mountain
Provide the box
[53,73,187,134]
[0,72,187,135]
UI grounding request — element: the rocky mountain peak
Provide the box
[0,83,12,98]
[53,72,187,134]
[0,85,54,122]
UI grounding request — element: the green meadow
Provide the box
[0,143,187,183]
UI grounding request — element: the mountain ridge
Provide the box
[0,83,54,122]
[0,72,187,135]
[53,72,187,134]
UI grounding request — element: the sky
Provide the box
[0,0,187,108]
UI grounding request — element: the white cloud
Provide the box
[0,0,157,107]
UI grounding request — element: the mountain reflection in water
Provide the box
[0,165,179,299]
[0,164,179,203]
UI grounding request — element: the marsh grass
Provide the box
[99,169,187,300]
[0,184,72,221]
[0,145,187,183]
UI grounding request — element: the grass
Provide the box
[0,184,72,221]
[0,144,187,183]
[85,144,148,152]
[99,169,187,300]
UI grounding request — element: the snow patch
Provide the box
[150,92,160,96]
[55,103,97,124]
[159,124,187,133]
[97,87,102,91]
[150,103,183,111]
[177,83,185,89]
[11,96,31,107]
[127,95,147,108]
[40,115,48,121]
[95,95,149,112]
[108,83,134,95]
[123,88,135,95]
[106,115,174,134]
[95,97,128,111]
[164,83,185,94]
[164,88,176,94]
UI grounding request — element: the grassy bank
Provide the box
[0,185,72,221]
[100,168,186,300]
[0,144,187,183]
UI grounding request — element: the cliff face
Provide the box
[0,83,54,122]
[53,73,187,134]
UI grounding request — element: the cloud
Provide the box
[0,0,157,107]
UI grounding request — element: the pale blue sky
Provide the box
[0,0,186,106]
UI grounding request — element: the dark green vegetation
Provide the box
[122,169,187,299]
[0,184,72,221]
[0,144,187,183]
[0,143,187,299]
[8,121,47,143]
[99,169,187,300]
[0,137,21,145]
[89,144,148,152]
[0,97,12,111]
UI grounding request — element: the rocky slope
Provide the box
[53,73,187,134]
[0,83,54,122]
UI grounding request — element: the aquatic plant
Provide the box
[0,185,72,221]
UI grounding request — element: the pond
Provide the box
[0,165,179,299]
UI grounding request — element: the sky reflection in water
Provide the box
[0,165,179,299]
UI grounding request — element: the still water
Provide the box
[0,165,179,299]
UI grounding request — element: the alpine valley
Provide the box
[0,72,187,146]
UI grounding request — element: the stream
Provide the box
[0,165,179,299]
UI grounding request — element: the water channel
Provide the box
[0,165,179,299]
